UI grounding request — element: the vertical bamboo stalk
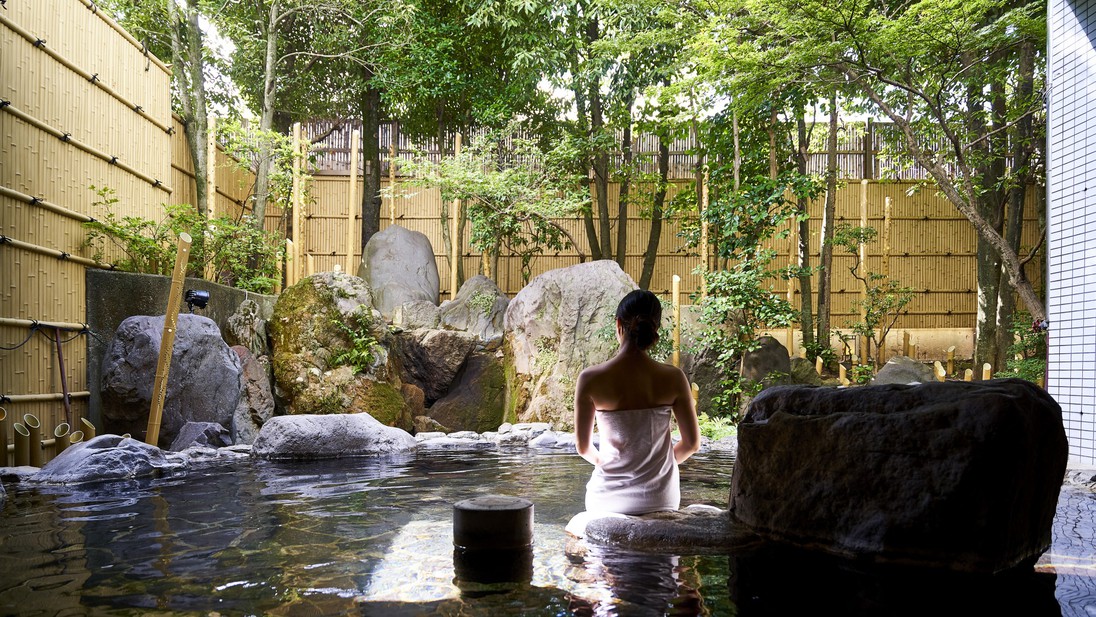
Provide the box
[346,129,360,273]
[388,140,397,226]
[815,356,824,375]
[839,364,849,386]
[306,253,315,277]
[291,122,302,286]
[284,239,295,287]
[672,274,681,368]
[205,115,217,281]
[24,414,42,467]
[934,361,946,382]
[699,168,709,301]
[859,180,869,366]
[0,407,6,466]
[882,196,892,278]
[451,133,462,301]
[146,232,193,447]
[946,346,956,376]
[982,363,992,381]
[903,331,911,357]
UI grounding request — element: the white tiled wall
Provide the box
[1048,0,1096,465]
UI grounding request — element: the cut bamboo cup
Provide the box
[24,414,42,467]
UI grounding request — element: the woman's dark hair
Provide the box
[616,289,662,350]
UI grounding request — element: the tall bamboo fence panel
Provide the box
[1,0,171,461]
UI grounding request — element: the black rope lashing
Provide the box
[0,396,11,406]
[37,327,87,345]
[109,156,118,165]
[152,179,162,187]
[30,197,43,205]
[133,104,143,113]
[61,132,71,142]
[166,125,175,135]
[1,1,8,10]
[87,216,97,223]
[0,100,10,109]
[58,251,70,260]
[34,39,46,47]
[0,234,11,245]
[0,330,35,351]
[88,1,97,12]
[89,73,99,83]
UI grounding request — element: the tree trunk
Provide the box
[571,64,600,261]
[360,83,382,250]
[995,41,1037,370]
[796,116,814,347]
[639,135,669,289]
[586,17,611,260]
[251,0,280,231]
[615,94,634,267]
[817,91,839,347]
[169,0,209,219]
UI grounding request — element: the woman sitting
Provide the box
[567,290,701,537]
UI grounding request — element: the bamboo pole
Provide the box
[291,123,302,286]
[700,168,709,301]
[306,254,315,277]
[69,430,84,445]
[81,417,96,440]
[672,274,681,368]
[815,356,824,375]
[946,346,956,376]
[859,180,869,366]
[146,232,193,447]
[934,361,946,382]
[205,115,217,281]
[388,140,396,226]
[451,133,462,301]
[284,239,295,287]
[0,234,111,269]
[0,185,94,223]
[964,369,974,382]
[24,414,42,467]
[0,392,91,404]
[982,363,992,381]
[0,317,87,331]
[903,331,911,357]
[0,407,7,466]
[839,364,850,386]
[346,129,360,273]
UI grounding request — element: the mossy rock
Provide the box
[427,353,507,433]
[289,366,412,431]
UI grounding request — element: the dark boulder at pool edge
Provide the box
[729,379,1068,573]
[251,413,417,460]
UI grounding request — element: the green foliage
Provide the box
[831,223,915,369]
[467,291,496,316]
[994,311,1047,384]
[693,412,738,441]
[217,118,313,222]
[330,308,378,374]
[81,186,282,293]
[849,363,874,385]
[397,126,588,282]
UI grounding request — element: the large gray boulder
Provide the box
[439,275,509,346]
[427,352,507,433]
[251,413,417,460]
[100,314,242,448]
[504,261,637,429]
[741,336,791,384]
[871,355,936,385]
[31,435,187,484]
[169,421,232,451]
[357,225,440,318]
[231,346,275,445]
[392,329,478,402]
[729,380,1069,573]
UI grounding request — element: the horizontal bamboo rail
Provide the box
[0,317,89,331]
[74,0,172,75]
[0,11,171,134]
[1,392,91,404]
[0,234,113,269]
[0,101,172,194]
[0,185,94,223]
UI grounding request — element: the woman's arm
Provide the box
[574,370,601,466]
[670,368,700,464]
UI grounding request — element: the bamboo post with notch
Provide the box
[839,364,850,386]
[982,363,992,381]
[964,369,973,381]
[672,274,681,368]
[946,346,956,376]
[291,122,302,286]
[815,356,824,375]
[934,361,946,382]
[903,331,911,357]
[54,422,71,454]
[69,430,84,444]
[146,232,193,447]
[24,414,42,467]
[81,417,96,440]
[450,133,462,301]
[346,129,360,273]
[14,423,29,466]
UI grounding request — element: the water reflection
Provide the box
[0,450,1092,616]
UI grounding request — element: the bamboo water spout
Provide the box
[55,422,71,454]
[14,422,30,466]
[69,430,84,444]
[81,417,96,440]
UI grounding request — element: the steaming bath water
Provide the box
[0,449,1093,615]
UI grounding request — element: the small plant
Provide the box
[849,363,874,384]
[330,308,378,374]
[994,311,1047,384]
[695,412,737,441]
[832,224,915,369]
[81,186,283,293]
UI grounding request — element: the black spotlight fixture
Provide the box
[185,289,210,312]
